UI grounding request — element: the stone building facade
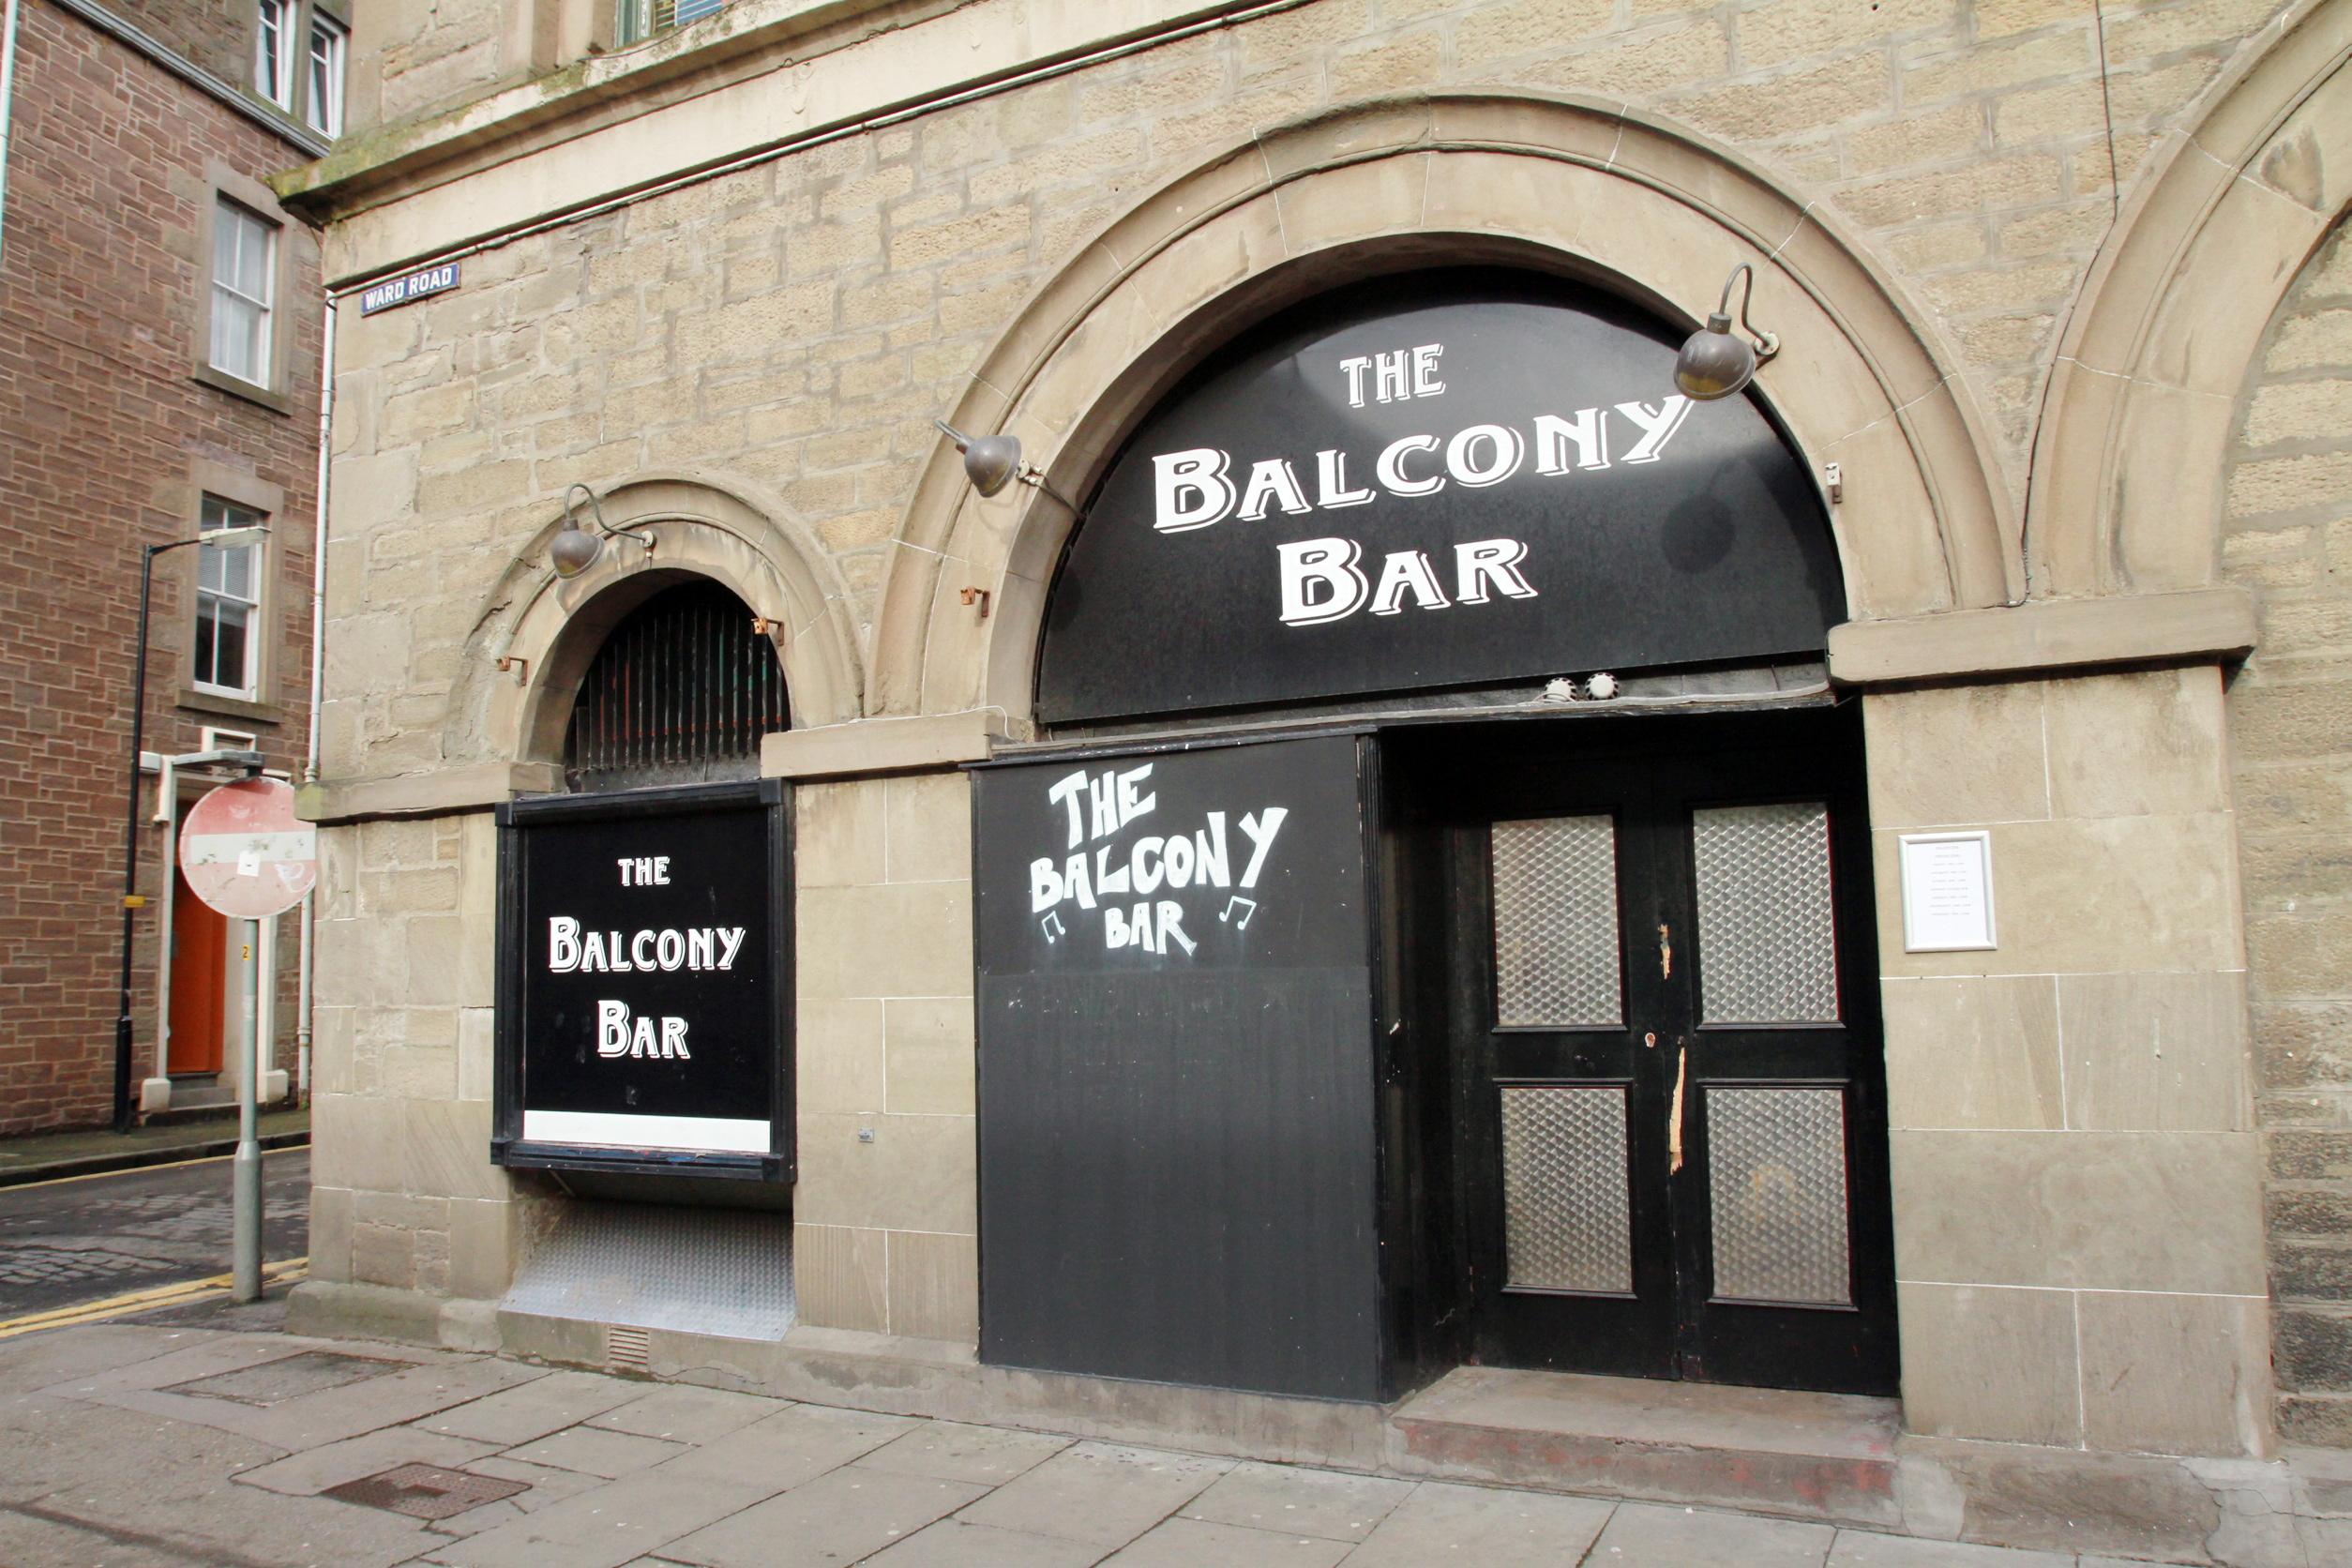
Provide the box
[279,0,2352,1557]
[0,0,341,1132]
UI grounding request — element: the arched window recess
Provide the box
[563,577,790,792]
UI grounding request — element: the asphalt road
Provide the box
[0,1148,309,1319]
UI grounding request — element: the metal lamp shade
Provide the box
[963,434,1023,497]
[1673,314,1757,400]
[549,522,604,578]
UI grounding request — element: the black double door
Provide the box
[1389,709,1897,1396]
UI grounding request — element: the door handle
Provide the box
[1657,924,1672,978]
[1668,1044,1687,1174]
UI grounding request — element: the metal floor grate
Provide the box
[501,1200,795,1342]
[322,1465,528,1520]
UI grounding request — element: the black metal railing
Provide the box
[565,580,788,788]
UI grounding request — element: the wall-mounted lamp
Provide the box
[934,420,1082,515]
[1673,264,1780,400]
[548,484,655,579]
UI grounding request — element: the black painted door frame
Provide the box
[1383,705,1897,1396]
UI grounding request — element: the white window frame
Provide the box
[209,197,276,387]
[255,0,294,109]
[194,496,266,699]
[305,10,345,136]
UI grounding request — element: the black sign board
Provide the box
[1036,271,1842,723]
[973,732,1383,1400]
[493,781,792,1180]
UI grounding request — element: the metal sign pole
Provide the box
[233,917,262,1303]
[174,770,316,1304]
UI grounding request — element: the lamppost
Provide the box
[113,523,268,1132]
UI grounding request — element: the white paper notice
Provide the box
[1899,831,1996,952]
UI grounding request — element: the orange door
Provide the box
[169,869,227,1075]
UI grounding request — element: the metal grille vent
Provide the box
[1691,802,1838,1024]
[1492,816,1622,1027]
[564,580,788,790]
[1707,1087,1853,1305]
[1500,1084,1633,1293]
[606,1322,651,1370]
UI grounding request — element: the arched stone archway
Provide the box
[871,91,2019,725]
[2029,0,2352,596]
[455,473,865,772]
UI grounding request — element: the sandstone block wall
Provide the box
[322,0,2297,787]
[1870,668,2266,1458]
[304,0,2330,1452]
[2226,216,2352,1449]
[307,810,521,1300]
[791,770,978,1340]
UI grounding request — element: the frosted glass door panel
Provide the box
[1707,1086,1853,1305]
[1692,802,1837,1024]
[1500,1085,1634,1294]
[1492,816,1621,1027]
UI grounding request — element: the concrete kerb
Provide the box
[283,1278,2330,1562]
[0,1116,311,1189]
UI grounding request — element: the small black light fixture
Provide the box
[934,419,1082,515]
[548,483,652,579]
[1673,263,1780,400]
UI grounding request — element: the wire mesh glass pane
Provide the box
[1692,802,1838,1023]
[1492,816,1621,1027]
[1500,1085,1632,1293]
[1708,1087,1852,1304]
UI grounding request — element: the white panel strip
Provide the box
[181,830,318,865]
[522,1110,770,1153]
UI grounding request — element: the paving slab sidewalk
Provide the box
[0,1108,310,1185]
[8,1314,2330,1568]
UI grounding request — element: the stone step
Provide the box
[1386,1365,1906,1529]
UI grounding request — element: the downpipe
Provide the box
[297,295,334,1103]
[0,0,22,261]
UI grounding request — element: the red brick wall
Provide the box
[0,0,323,1134]
[105,0,255,89]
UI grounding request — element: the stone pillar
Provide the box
[790,769,979,1343]
[1870,667,2269,1458]
[304,808,524,1337]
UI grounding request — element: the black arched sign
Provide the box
[1036,272,1842,725]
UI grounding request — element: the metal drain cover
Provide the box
[165,1351,408,1406]
[322,1464,528,1520]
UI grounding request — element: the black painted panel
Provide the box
[493,781,793,1180]
[1036,272,1841,724]
[974,733,1382,1400]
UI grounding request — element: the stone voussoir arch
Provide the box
[2029,0,2352,599]
[457,472,865,773]
[874,89,2018,725]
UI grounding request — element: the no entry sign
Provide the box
[179,777,318,919]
